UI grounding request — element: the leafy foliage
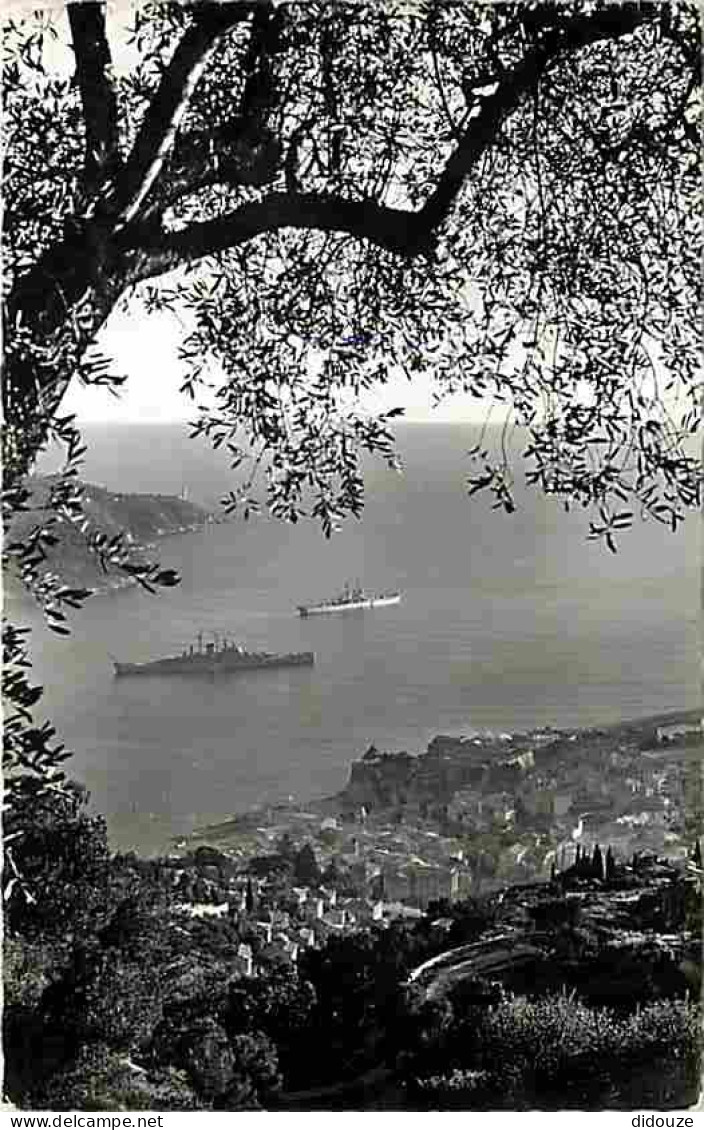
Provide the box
[33,1044,205,1112]
[408,992,702,1109]
[42,946,164,1054]
[3,780,111,942]
[2,2,700,528]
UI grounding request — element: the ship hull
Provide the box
[114,651,314,678]
[298,592,402,617]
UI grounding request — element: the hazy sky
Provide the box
[64,298,500,425]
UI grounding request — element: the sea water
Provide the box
[15,422,698,852]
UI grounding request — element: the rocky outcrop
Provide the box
[340,748,420,814]
[333,708,700,830]
[337,734,527,818]
[6,477,213,593]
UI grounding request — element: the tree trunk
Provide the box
[3,225,131,484]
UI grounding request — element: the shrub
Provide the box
[4,781,111,945]
[40,946,163,1053]
[3,937,57,1009]
[33,1044,203,1111]
[411,992,700,1109]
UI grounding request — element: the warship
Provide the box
[297,583,402,617]
[113,632,314,677]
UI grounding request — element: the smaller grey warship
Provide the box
[298,582,402,617]
[113,632,314,678]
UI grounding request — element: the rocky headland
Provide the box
[6,476,215,594]
[185,706,701,905]
[334,707,702,829]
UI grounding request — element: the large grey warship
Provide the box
[113,633,314,678]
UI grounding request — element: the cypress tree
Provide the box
[605,846,616,883]
[592,843,604,880]
[294,842,320,885]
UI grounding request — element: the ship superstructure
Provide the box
[113,632,314,677]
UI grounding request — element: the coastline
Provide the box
[182,702,702,849]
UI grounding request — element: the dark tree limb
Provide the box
[116,3,258,225]
[419,3,650,236]
[238,2,282,121]
[139,4,284,214]
[67,3,121,194]
[127,4,654,277]
[126,193,422,277]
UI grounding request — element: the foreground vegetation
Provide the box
[4,780,700,1111]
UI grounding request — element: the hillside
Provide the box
[4,779,701,1111]
[6,476,213,592]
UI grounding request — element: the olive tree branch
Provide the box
[116,3,261,226]
[67,3,121,194]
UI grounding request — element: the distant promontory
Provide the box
[7,476,214,594]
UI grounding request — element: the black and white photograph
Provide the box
[2,0,702,1114]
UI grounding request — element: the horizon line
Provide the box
[69,415,508,427]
